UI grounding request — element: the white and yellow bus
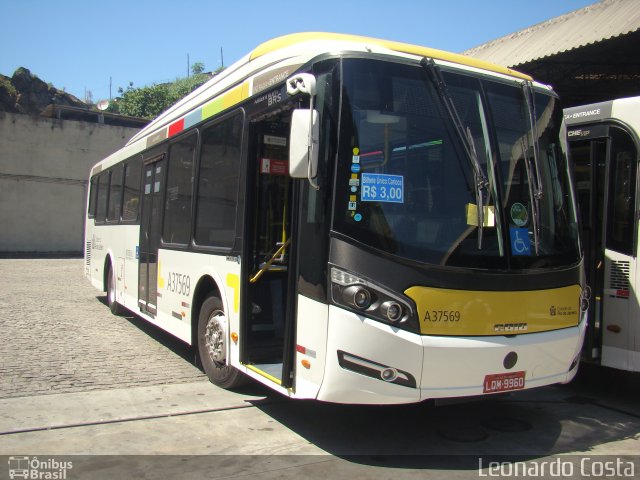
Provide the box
[85,33,588,404]
[565,97,640,373]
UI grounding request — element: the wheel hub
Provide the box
[205,311,226,364]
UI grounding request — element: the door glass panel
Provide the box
[607,127,637,256]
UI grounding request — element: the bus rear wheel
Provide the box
[197,295,245,389]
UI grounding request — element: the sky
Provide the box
[1,0,597,103]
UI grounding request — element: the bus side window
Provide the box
[107,165,123,222]
[95,172,110,223]
[163,134,197,245]
[606,127,637,256]
[194,112,243,248]
[88,176,98,218]
[122,157,141,222]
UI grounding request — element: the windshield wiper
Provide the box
[521,137,540,255]
[421,57,489,249]
[522,81,543,201]
[522,81,543,255]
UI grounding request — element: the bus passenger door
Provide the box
[241,111,298,388]
[571,137,606,362]
[139,153,166,316]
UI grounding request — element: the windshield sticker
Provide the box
[510,228,531,256]
[466,204,496,227]
[510,203,529,227]
[361,173,404,203]
[348,194,357,211]
[349,174,360,188]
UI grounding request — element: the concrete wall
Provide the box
[0,111,141,254]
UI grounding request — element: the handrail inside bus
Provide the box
[249,239,291,284]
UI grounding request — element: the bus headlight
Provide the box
[330,267,419,332]
[381,301,403,322]
[343,285,373,310]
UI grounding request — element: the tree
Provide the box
[106,73,210,119]
[191,62,205,75]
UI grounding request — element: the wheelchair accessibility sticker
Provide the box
[510,227,531,256]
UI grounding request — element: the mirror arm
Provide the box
[307,94,320,191]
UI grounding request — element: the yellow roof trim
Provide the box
[250,32,532,81]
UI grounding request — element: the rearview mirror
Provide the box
[289,108,319,178]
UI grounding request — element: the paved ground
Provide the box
[0,259,205,398]
[0,259,638,479]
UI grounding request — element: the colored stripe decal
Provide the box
[146,128,168,148]
[202,97,224,120]
[158,81,249,143]
[183,110,202,130]
[168,118,184,137]
[226,273,240,313]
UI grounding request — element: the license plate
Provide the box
[483,371,526,393]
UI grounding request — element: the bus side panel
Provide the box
[293,295,329,399]
[155,249,238,348]
[88,228,108,292]
[122,225,141,311]
[601,249,638,371]
[318,306,422,404]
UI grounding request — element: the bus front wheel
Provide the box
[197,295,245,389]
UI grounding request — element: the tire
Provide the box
[106,264,124,316]
[197,295,245,389]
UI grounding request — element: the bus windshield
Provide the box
[333,58,580,269]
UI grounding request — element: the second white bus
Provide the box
[565,96,640,373]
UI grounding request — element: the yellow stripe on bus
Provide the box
[245,365,282,385]
[249,32,531,81]
[405,284,581,336]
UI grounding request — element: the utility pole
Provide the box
[187,53,190,78]
[220,47,224,68]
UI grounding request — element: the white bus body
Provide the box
[85,33,587,404]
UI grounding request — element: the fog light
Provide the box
[381,368,398,382]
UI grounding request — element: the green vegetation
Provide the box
[0,75,17,97]
[107,63,216,119]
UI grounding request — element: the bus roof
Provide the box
[249,32,531,80]
[120,32,532,162]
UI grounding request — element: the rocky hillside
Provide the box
[0,67,87,115]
